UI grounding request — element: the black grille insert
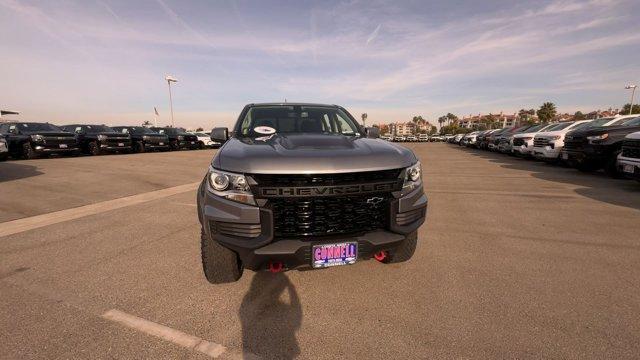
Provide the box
[251,169,401,187]
[270,195,389,237]
[622,139,640,159]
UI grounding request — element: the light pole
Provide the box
[626,84,637,115]
[165,75,178,127]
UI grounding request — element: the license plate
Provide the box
[59,144,67,148]
[118,143,124,147]
[312,242,357,268]
[159,142,164,146]
[623,164,635,174]
[562,152,568,160]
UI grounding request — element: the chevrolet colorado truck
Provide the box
[60,124,132,155]
[150,127,199,150]
[0,122,79,159]
[617,131,640,181]
[111,126,170,153]
[562,116,640,177]
[196,103,427,283]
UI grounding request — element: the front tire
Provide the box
[604,151,622,179]
[88,141,101,156]
[134,141,145,153]
[385,231,417,263]
[201,227,243,284]
[22,142,37,160]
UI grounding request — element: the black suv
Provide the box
[111,126,169,153]
[60,124,132,155]
[563,116,640,177]
[0,122,79,159]
[150,127,199,150]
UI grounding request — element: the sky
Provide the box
[1,0,639,130]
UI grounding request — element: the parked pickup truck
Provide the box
[196,103,427,283]
[0,135,8,161]
[511,123,553,157]
[617,131,640,181]
[562,116,640,177]
[532,120,592,162]
[150,127,199,150]
[60,124,132,155]
[111,126,169,153]
[0,122,79,159]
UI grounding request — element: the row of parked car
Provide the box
[380,134,431,142]
[447,114,640,181]
[0,122,221,161]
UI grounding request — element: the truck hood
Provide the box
[28,131,75,137]
[535,129,570,138]
[566,124,640,138]
[213,134,417,174]
[626,131,640,140]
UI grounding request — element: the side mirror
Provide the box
[211,127,229,142]
[365,127,380,138]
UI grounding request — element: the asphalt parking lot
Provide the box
[1,143,639,359]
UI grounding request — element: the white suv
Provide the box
[532,120,592,161]
[418,134,429,142]
[512,123,556,156]
[191,132,221,148]
[617,131,640,181]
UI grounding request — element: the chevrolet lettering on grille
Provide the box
[258,180,401,198]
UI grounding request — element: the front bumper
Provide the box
[618,156,640,180]
[513,144,533,156]
[33,145,79,153]
[197,179,428,271]
[533,145,561,159]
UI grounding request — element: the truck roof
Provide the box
[246,102,340,108]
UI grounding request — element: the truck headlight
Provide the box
[207,168,255,205]
[587,133,608,143]
[97,134,108,141]
[30,134,44,142]
[178,135,185,141]
[403,161,422,193]
[549,135,561,140]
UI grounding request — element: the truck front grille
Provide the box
[622,140,640,159]
[251,169,401,187]
[563,137,584,150]
[533,138,549,148]
[43,137,75,145]
[513,138,525,147]
[270,195,389,237]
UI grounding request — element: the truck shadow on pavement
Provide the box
[453,146,640,211]
[239,272,302,360]
[0,162,43,183]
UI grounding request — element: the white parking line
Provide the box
[102,309,257,359]
[0,182,199,238]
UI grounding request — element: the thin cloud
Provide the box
[366,24,381,45]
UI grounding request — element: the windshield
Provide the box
[622,117,640,126]
[586,118,613,127]
[547,122,574,131]
[76,125,116,134]
[114,127,158,135]
[14,123,63,133]
[523,124,546,132]
[236,105,360,137]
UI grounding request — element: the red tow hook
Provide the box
[268,261,284,273]
[374,251,388,262]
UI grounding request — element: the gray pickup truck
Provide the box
[196,103,428,283]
